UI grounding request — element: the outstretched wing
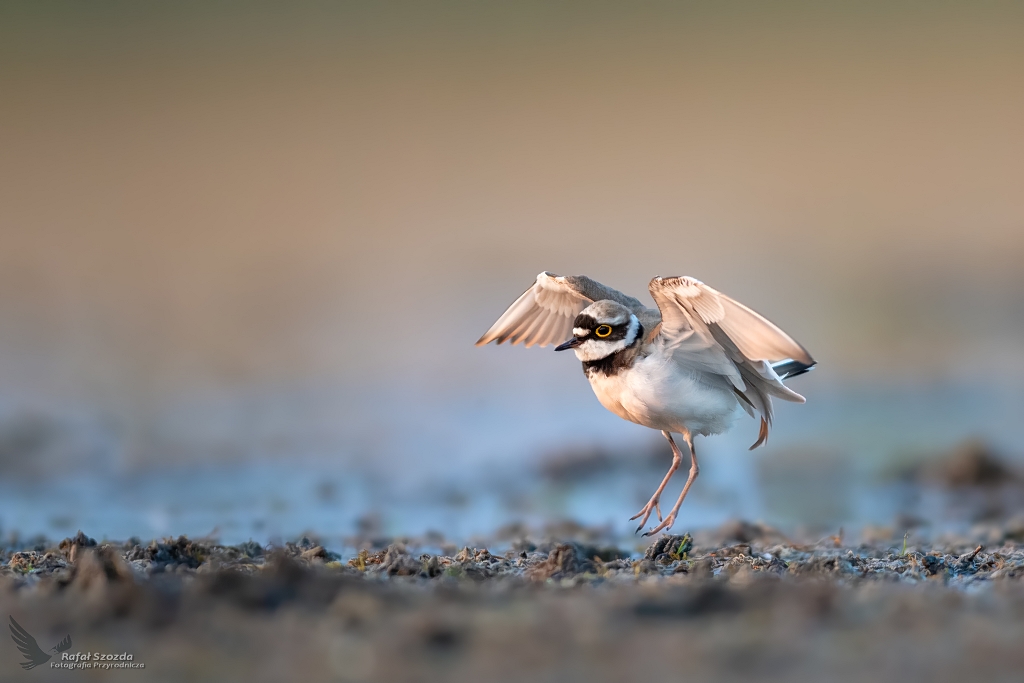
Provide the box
[476,272,656,348]
[648,276,815,448]
[9,616,51,670]
[54,634,73,653]
[649,276,813,366]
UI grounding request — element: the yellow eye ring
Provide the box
[595,325,613,338]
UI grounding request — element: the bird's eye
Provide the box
[595,325,613,338]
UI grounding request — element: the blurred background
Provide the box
[0,1,1022,546]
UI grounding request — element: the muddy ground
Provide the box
[2,521,1024,683]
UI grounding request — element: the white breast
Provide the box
[585,347,740,436]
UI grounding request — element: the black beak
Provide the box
[555,337,582,352]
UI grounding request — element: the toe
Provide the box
[630,503,656,529]
[643,515,676,537]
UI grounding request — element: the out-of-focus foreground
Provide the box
[3,524,1024,683]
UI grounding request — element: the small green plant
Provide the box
[669,533,693,561]
[900,532,910,557]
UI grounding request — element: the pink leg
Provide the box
[630,430,683,533]
[642,430,699,537]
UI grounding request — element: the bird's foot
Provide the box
[630,498,663,534]
[641,514,677,538]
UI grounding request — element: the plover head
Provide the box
[555,300,641,362]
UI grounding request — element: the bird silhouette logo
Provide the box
[8,616,72,670]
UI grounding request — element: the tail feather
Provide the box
[771,359,816,380]
[740,359,816,449]
[748,417,769,450]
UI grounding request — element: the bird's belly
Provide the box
[587,357,739,435]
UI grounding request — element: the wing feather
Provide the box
[717,295,814,365]
[530,310,560,349]
[477,272,656,348]
[519,308,549,347]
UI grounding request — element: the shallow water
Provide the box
[1,381,1021,546]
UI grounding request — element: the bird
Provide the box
[476,272,815,536]
[8,616,72,670]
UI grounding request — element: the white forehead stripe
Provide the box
[573,327,589,337]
